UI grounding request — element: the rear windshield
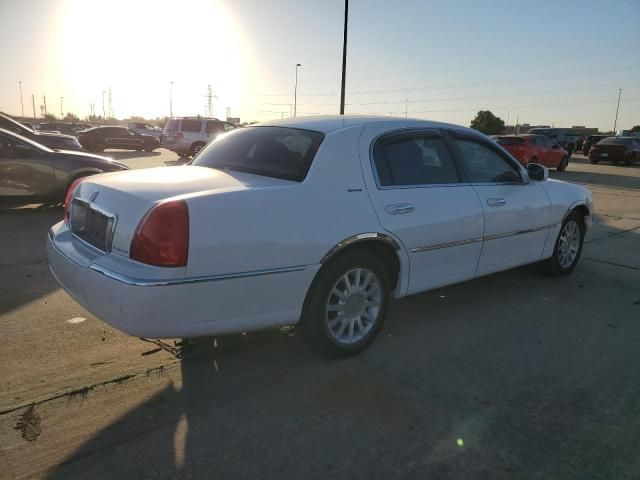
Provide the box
[599,137,632,145]
[164,119,180,132]
[496,137,524,145]
[193,126,324,182]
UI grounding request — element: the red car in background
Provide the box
[495,134,569,171]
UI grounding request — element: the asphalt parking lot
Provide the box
[1,151,639,479]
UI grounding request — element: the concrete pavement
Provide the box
[1,153,639,479]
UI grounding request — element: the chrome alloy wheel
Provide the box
[325,268,382,345]
[558,220,580,269]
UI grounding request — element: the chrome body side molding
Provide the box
[320,232,401,264]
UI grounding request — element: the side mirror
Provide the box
[14,143,33,158]
[527,163,548,181]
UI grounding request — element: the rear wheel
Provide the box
[302,250,391,356]
[590,158,599,164]
[92,143,105,153]
[557,156,568,171]
[143,143,155,153]
[190,142,205,157]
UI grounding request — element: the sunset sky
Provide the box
[1,0,639,130]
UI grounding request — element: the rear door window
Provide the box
[164,119,180,132]
[181,120,202,133]
[373,134,460,186]
[206,121,224,134]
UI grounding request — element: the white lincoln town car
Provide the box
[48,116,593,354]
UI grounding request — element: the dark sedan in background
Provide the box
[0,128,128,203]
[77,126,160,153]
[582,134,611,155]
[589,137,640,166]
[0,112,83,151]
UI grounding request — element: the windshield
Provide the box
[193,126,324,181]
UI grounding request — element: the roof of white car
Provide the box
[258,115,473,135]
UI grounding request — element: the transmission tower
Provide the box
[206,85,213,117]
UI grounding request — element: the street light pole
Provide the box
[294,64,301,117]
[102,90,106,119]
[613,88,622,133]
[169,81,174,117]
[60,97,64,118]
[18,81,24,117]
[339,0,349,115]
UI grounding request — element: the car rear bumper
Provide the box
[47,222,319,338]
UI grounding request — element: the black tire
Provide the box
[543,211,585,276]
[93,143,105,153]
[624,157,632,166]
[177,151,189,158]
[190,142,205,157]
[143,143,155,153]
[301,250,391,356]
[590,158,599,164]
[557,156,568,171]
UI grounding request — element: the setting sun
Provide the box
[54,0,254,119]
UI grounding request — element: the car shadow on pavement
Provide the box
[0,204,63,317]
[550,169,640,190]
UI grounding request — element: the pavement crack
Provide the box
[582,257,639,271]
[0,360,180,418]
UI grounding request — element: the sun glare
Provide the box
[56,0,253,119]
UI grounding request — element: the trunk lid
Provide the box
[70,166,294,256]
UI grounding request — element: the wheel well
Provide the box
[570,204,590,224]
[323,240,401,289]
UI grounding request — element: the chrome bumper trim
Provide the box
[88,263,307,287]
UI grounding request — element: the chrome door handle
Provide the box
[385,203,415,215]
[487,198,506,207]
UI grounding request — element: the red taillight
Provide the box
[130,200,189,267]
[64,177,85,221]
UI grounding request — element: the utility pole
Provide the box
[206,84,213,117]
[226,106,231,121]
[613,88,622,133]
[339,0,349,115]
[43,95,47,117]
[60,97,64,118]
[169,81,174,117]
[102,90,106,119]
[31,94,36,118]
[18,81,24,117]
[294,63,301,117]
[405,98,409,117]
[107,87,113,118]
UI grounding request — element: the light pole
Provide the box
[60,97,64,118]
[102,90,106,119]
[339,0,349,115]
[613,88,622,133]
[293,64,301,117]
[169,81,174,117]
[18,81,24,117]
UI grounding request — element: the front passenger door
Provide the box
[450,134,552,276]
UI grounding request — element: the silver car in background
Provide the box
[160,117,236,157]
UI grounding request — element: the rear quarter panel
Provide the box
[185,125,384,277]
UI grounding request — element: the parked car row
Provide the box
[77,126,160,153]
[160,117,236,157]
[0,127,128,202]
[1,112,83,151]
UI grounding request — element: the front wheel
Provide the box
[557,156,568,171]
[301,251,391,356]
[590,158,599,164]
[143,143,156,153]
[544,211,585,276]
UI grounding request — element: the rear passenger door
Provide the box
[449,132,552,276]
[361,127,485,295]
